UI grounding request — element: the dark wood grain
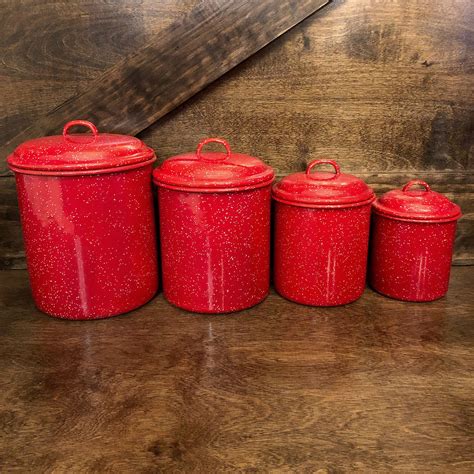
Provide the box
[0,0,198,147]
[139,0,473,175]
[0,267,473,471]
[0,178,23,270]
[0,0,330,173]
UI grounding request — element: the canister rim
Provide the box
[372,202,462,223]
[272,190,375,209]
[8,155,156,176]
[153,173,275,193]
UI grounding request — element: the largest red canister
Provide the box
[7,120,158,320]
[272,159,375,306]
[370,180,461,302]
[153,138,275,313]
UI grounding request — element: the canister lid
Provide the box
[272,159,375,208]
[153,138,275,192]
[7,120,155,176]
[373,180,462,223]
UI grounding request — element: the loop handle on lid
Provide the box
[306,159,341,180]
[402,180,431,193]
[196,138,231,162]
[63,120,98,141]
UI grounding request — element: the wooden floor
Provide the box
[0,268,473,472]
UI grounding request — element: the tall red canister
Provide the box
[7,120,158,320]
[370,180,461,301]
[272,159,375,306]
[153,138,275,313]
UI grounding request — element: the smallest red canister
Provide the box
[370,180,462,302]
[272,159,375,306]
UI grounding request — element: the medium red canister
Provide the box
[370,180,461,302]
[7,120,159,320]
[153,138,275,313]
[272,159,375,306]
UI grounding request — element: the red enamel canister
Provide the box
[153,138,275,313]
[7,120,158,320]
[370,180,461,302]
[272,159,375,306]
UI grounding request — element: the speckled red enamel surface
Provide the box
[273,202,372,306]
[14,165,158,319]
[272,159,374,307]
[369,215,457,302]
[158,186,271,313]
[369,181,461,302]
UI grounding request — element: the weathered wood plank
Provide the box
[138,0,473,175]
[0,0,330,174]
[0,0,197,146]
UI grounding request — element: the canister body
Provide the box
[369,214,457,301]
[14,164,158,319]
[274,202,372,306]
[158,186,271,313]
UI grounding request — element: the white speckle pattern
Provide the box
[273,202,372,306]
[14,165,158,319]
[369,214,457,301]
[158,186,271,313]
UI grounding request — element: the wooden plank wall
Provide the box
[1,0,473,269]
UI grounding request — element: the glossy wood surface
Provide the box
[0,267,473,471]
[0,0,472,269]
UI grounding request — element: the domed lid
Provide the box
[153,138,275,192]
[272,159,375,208]
[7,120,155,176]
[373,180,462,223]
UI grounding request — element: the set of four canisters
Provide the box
[7,120,462,320]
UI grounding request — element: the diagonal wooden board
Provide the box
[0,0,330,175]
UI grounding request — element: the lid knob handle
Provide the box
[402,180,431,193]
[306,159,341,180]
[63,120,98,141]
[196,138,231,162]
